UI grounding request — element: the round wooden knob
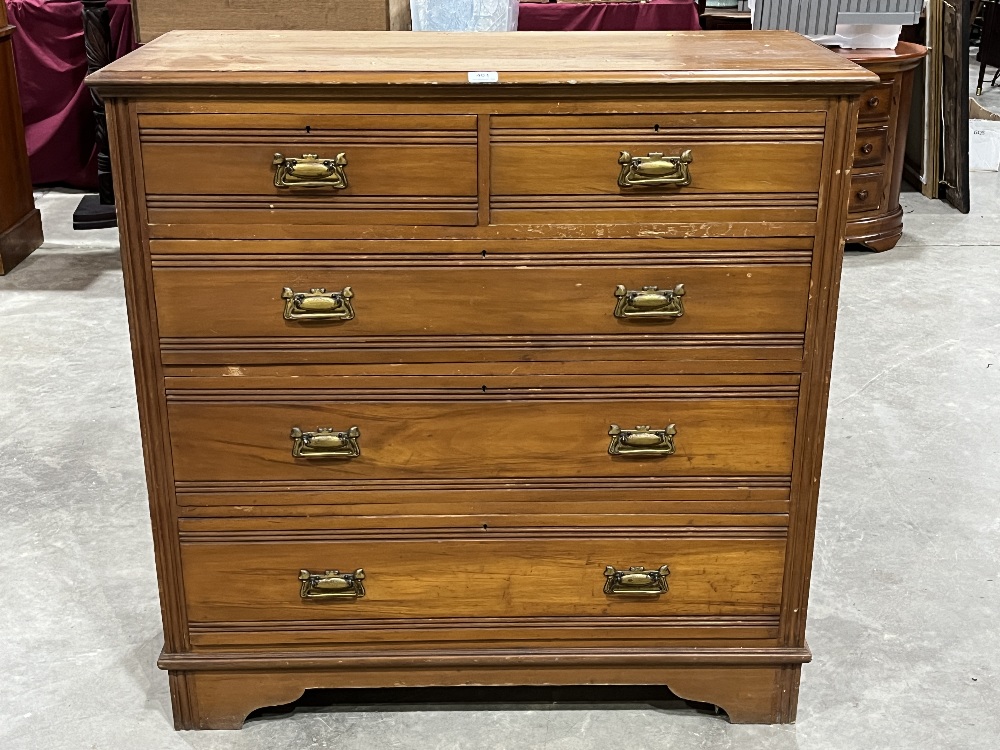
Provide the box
[856,190,869,202]
[860,143,874,155]
[867,96,880,108]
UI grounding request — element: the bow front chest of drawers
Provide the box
[90,31,875,729]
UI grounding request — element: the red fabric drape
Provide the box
[518,0,700,32]
[6,0,136,188]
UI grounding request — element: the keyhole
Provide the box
[653,124,660,132]
[481,249,487,258]
[481,385,487,392]
[305,125,312,134]
[482,523,489,530]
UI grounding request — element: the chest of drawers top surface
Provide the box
[94,32,868,731]
[91,29,872,89]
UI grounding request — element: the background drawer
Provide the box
[166,389,798,482]
[857,81,894,122]
[853,127,889,168]
[153,263,811,339]
[180,535,786,622]
[849,174,884,213]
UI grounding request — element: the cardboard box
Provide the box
[132,0,411,43]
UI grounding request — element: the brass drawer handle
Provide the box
[299,568,366,600]
[290,426,361,459]
[860,142,874,155]
[614,283,685,319]
[618,149,693,188]
[867,96,881,109]
[281,286,355,321]
[608,424,677,457]
[856,189,870,202]
[273,152,348,189]
[604,565,670,596]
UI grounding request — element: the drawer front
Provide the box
[167,391,797,482]
[853,127,889,169]
[490,113,824,224]
[139,113,478,227]
[181,535,786,622]
[858,82,894,122]
[848,174,883,214]
[153,263,812,340]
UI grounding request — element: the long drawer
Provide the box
[166,390,798,482]
[180,535,786,623]
[152,263,811,340]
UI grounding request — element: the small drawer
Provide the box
[489,113,824,225]
[166,384,798,483]
[848,174,883,214]
[152,263,812,340]
[857,82,894,122]
[180,535,786,623]
[138,113,478,228]
[853,127,889,169]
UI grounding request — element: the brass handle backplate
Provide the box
[281,286,355,321]
[604,565,670,596]
[618,150,693,188]
[290,426,361,459]
[614,284,685,320]
[608,424,677,457]
[273,152,348,189]
[299,568,366,599]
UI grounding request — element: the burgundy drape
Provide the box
[518,0,700,32]
[6,0,136,188]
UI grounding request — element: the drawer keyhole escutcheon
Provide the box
[299,569,366,599]
[613,284,685,320]
[608,424,677,457]
[290,426,361,459]
[281,286,355,322]
[273,152,348,189]
[618,149,693,188]
[604,565,670,596]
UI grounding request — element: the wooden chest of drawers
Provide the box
[90,30,876,729]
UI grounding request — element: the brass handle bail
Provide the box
[614,283,685,320]
[299,569,366,599]
[604,565,670,596]
[290,426,361,459]
[618,149,693,188]
[608,424,677,457]
[281,286,355,321]
[273,152,348,189]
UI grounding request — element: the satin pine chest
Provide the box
[90,31,875,729]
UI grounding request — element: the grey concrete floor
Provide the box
[2,174,999,748]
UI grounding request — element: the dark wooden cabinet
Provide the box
[839,42,928,252]
[0,2,43,274]
[90,30,875,730]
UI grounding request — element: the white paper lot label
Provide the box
[468,71,499,83]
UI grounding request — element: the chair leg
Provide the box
[992,68,1000,87]
[979,60,989,96]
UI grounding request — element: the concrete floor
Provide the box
[2,175,1000,746]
